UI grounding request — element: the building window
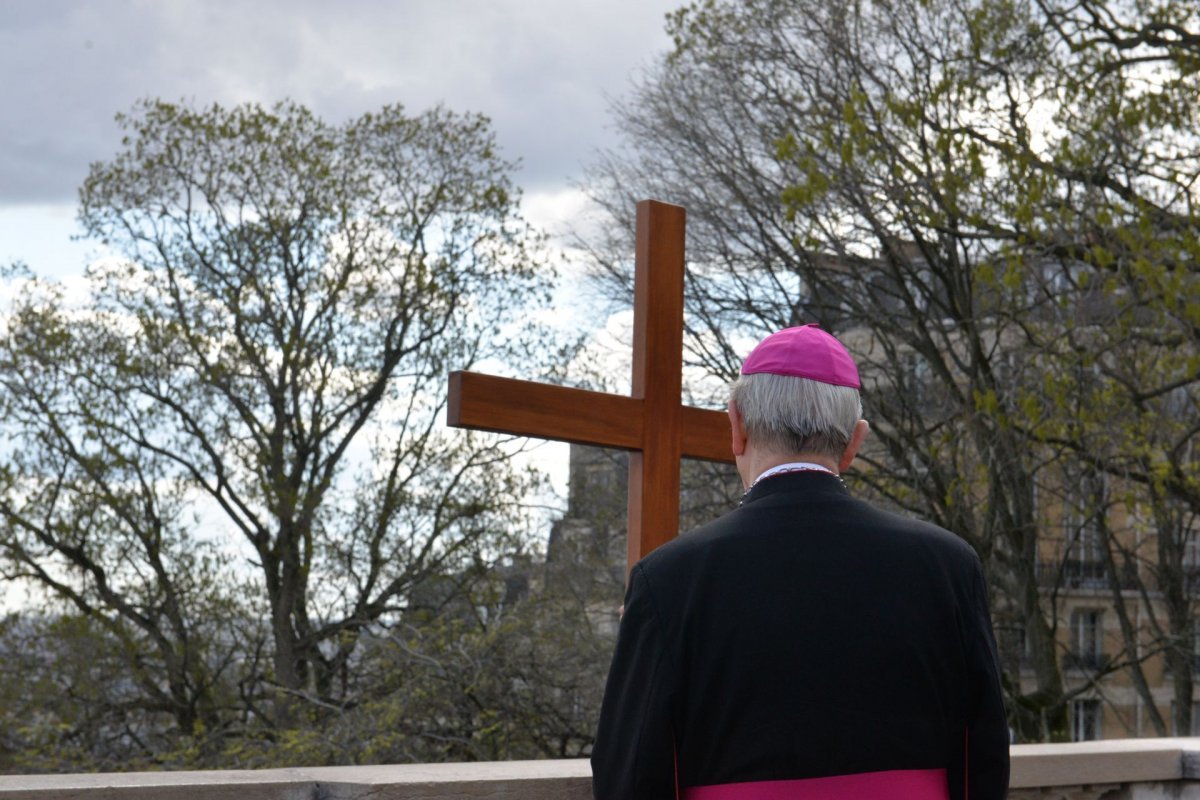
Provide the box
[1072,699,1102,741]
[1073,524,1104,566]
[1070,609,1104,670]
[996,624,1028,672]
[1195,618,1200,676]
[1061,471,1109,588]
[1168,702,1200,736]
[1063,520,1106,588]
[1185,536,1200,595]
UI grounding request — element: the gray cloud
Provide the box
[0,0,676,205]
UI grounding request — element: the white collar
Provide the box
[750,461,836,488]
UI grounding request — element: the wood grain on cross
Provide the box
[446,199,734,573]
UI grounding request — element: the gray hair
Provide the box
[729,372,862,459]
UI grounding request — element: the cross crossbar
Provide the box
[447,373,730,464]
[446,200,733,572]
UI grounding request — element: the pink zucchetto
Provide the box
[740,324,861,389]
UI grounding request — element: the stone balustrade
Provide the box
[1,738,1198,799]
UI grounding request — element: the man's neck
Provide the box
[736,450,839,491]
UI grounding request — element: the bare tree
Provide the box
[580,0,1200,740]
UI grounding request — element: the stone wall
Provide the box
[2,738,1199,799]
[1009,786,1200,800]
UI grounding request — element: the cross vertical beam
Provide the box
[628,201,686,567]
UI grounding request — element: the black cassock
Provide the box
[591,471,1009,800]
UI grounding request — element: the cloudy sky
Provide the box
[0,0,678,277]
[0,1,684,545]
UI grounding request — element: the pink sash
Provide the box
[683,768,949,800]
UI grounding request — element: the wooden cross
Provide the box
[446,199,734,572]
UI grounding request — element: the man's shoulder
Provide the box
[836,495,981,571]
[633,491,982,584]
[634,507,746,574]
[870,501,980,561]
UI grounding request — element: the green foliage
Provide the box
[0,99,566,769]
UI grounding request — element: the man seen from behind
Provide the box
[591,324,1010,800]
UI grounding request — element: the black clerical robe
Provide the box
[591,472,1009,800]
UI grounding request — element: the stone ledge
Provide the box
[0,760,594,800]
[1010,738,1200,788]
[2,738,1199,799]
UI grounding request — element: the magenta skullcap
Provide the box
[740,324,861,389]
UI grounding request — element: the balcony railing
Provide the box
[1037,561,1139,591]
[1,739,1200,799]
[1064,650,1110,672]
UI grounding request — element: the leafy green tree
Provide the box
[986,0,1200,734]
[0,99,556,765]
[583,0,1199,741]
